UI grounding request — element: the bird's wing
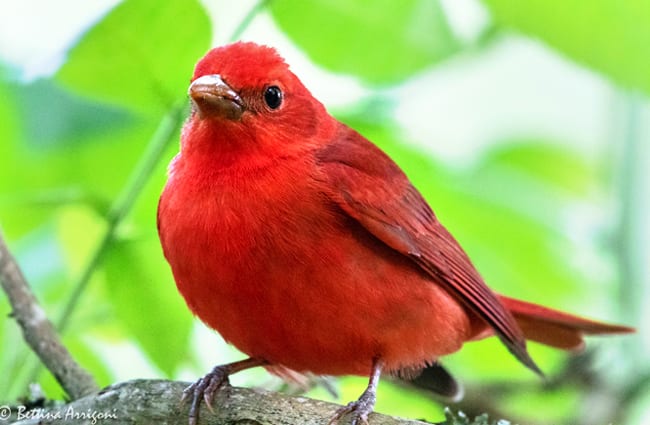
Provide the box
[315,125,541,374]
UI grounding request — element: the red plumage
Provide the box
[157,42,633,424]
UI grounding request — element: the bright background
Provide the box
[0,1,648,424]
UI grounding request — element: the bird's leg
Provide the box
[182,357,267,425]
[329,358,384,425]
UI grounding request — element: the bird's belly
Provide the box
[166,207,471,376]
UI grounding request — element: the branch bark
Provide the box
[0,229,98,400]
[9,379,432,425]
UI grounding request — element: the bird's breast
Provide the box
[158,155,471,375]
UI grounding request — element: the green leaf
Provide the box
[441,409,503,425]
[56,0,211,112]
[104,237,193,376]
[10,79,133,149]
[0,105,159,220]
[56,206,106,279]
[482,0,650,95]
[500,384,577,424]
[0,78,21,188]
[476,142,599,196]
[270,0,459,84]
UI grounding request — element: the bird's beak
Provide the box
[188,74,244,121]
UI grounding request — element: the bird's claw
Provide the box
[182,365,232,425]
[328,389,376,425]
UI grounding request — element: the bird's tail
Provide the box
[406,296,633,399]
[497,295,634,351]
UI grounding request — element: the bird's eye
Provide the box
[264,86,283,110]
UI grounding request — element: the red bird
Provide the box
[157,42,633,424]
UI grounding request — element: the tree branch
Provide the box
[8,379,432,425]
[0,229,98,400]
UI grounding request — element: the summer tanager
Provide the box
[157,42,633,425]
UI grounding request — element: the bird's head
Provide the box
[185,42,332,160]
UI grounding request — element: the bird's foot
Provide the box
[328,387,377,425]
[182,364,232,425]
[328,358,383,425]
[181,358,266,425]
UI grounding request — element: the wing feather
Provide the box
[316,125,541,374]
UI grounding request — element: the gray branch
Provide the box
[9,379,432,425]
[0,229,98,400]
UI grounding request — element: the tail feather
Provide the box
[499,295,634,351]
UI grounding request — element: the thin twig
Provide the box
[612,91,648,425]
[616,92,644,332]
[55,105,185,333]
[0,230,98,400]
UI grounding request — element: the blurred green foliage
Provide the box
[483,0,650,96]
[0,0,647,424]
[57,0,211,112]
[270,0,459,84]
